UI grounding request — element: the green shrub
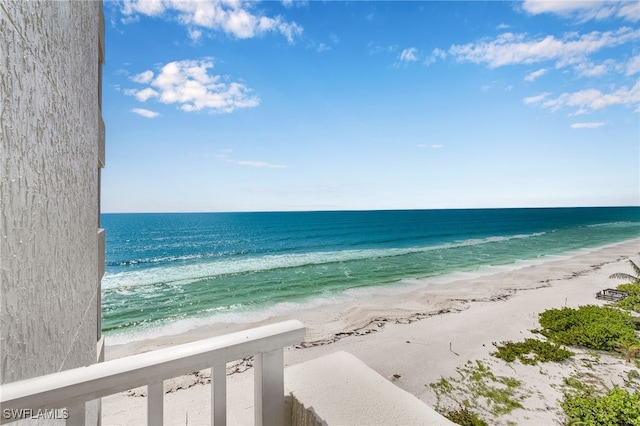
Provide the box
[443,407,488,426]
[492,338,574,365]
[538,305,639,351]
[430,361,526,417]
[617,282,640,296]
[562,387,640,426]
[616,282,640,313]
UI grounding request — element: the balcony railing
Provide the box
[0,320,305,426]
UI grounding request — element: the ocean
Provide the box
[101,207,640,344]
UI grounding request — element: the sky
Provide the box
[101,0,640,213]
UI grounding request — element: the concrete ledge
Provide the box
[284,351,455,426]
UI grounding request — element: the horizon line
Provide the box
[100,205,640,215]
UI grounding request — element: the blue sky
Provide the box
[102,0,640,213]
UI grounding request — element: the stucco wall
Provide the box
[0,0,103,384]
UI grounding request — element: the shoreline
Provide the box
[103,237,640,425]
[106,237,640,360]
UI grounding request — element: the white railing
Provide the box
[0,320,305,426]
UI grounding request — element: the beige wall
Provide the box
[0,0,105,384]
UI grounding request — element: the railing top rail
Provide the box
[0,320,305,412]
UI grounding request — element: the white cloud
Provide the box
[120,0,303,42]
[525,81,640,114]
[626,55,640,75]
[188,28,202,42]
[214,150,285,168]
[448,27,640,68]
[524,68,547,81]
[424,48,446,65]
[573,60,615,77]
[522,0,640,22]
[131,70,154,83]
[131,108,160,118]
[523,92,551,104]
[497,23,511,29]
[235,160,286,168]
[399,47,418,62]
[570,122,605,128]
[368,42,398,55]
[126,59,259,113]
[281,0,308,8]
[129,87,159,102]
[482,80,514,92]
[306,40,332,53]
[122,0,164,16]
[430,144,444,149]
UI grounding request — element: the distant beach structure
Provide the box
[101,207,640,344]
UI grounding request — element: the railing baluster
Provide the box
[66,401,85,426]
[0,321,304,426]
[147,381,164,426]
[254,349,284,426]
[211,362,227,426]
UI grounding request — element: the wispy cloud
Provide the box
[399,47,418,62]
[127,87,159,102]
[281,0,308,9]
[126,59,259,113]
[234,160,286,168]
[424,48,446,66]
[317,43,331,53]
[188,28,202,42]
[481,80,514,92]
[368,42,398,55]
[306,40,332,53]
[522,0,640,22]
[570,122,605,129]
[131,108,160,118]
[448,27,640,69]
[626,55,640,75]
[523,92,551,105]
[525,81,640,114]
[574,59,621,77]
[524,68,547,81]
[417,144,444,149]
[131,70,154,83]
[215,150,285,168]
[120,0,303,43]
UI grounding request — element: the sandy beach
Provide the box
[103,237,640,425]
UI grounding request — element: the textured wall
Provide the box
[0,0,102,383]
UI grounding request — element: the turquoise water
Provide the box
[101,207,640,343]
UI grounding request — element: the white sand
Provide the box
[102,238,640,425]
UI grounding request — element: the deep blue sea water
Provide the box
[101,207,640,343]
